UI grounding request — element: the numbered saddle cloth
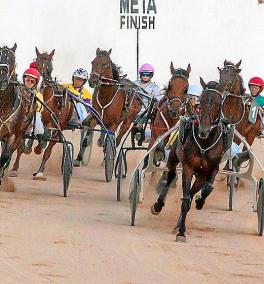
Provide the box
[248,99,259,124]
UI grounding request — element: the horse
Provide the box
[148,62,191,163]
[0,44,37,186]
[9,47,57,177]
[151,80,225,242]
[87,48,142,148]
[218,60,262,170]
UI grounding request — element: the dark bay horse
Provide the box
[0,44,37,186]
[87,48,142,147]
[149,62,191,162]
[151,80,225,242]
[10,47,58,177]
[218,60,262,169]
[32,50,74,180]
[10,47,73,180]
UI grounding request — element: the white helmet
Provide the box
[72,68,89,80]
[187,85,203,97]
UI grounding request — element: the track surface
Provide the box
[0,131,264,283]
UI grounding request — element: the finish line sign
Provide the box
[120,0,157,29]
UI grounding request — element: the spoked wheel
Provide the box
[227,174,236,211]
[116,150,125,202]
[129,169,140,226]
[257,178,264,236]
[61,142,73,197]
[104,135,115,182]
[81,129,94,166]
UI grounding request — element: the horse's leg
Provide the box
[9,142,25,177]
[176,166,193,242]
[73,128,86,167]
[195,167,219,210]
[173,174,206,233]
[151,142,179,215]
[116,117,131,147]
[0,135,22,190]
[33,140,57,181]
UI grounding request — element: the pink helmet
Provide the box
[139,63,154,74]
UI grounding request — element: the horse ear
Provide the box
[11,43,17,52]
[224,60,228,66]
[96,48,100,55]
[237,69,241,73]
[200,77,207,90]
[170,62,175,74]
[35,47,41,57]
[235,59,242,69]
[217,67,221,72]
[108,48,112,55]
[186,64,191,74]
[49,49,55,59]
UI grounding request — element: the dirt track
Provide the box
[0,131,264,283]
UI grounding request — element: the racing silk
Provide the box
[255,95,264,107]
[34,90,43,112]
[134,80,162,101]
[62,83,92,104]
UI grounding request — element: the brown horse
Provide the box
[10,47,57,177]
[148,62,191,163]
[0,44,37,185]
[218,60,261,169]
[87,48,142,147]
[151,80,225,242]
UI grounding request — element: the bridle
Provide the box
[0,48,16,87]
[219,64,247,125]
[166,69,189,117]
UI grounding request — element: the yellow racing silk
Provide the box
[35,90,43,112]
[63,83,92,104]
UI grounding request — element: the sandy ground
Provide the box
[0,131,264,284]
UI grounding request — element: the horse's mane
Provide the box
[97,50,122,81]
[206,81,220,90]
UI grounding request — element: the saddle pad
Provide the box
[248,99,259,124]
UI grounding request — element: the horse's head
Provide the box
[218,59,241,92]
[89,48,113,88]
[198,78,222,139]
[0,43,17,91]
[166,62,191,117]
[34,47,54,81]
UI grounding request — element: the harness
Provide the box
[155,69,189,130]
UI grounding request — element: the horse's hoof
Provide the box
[8,170,18,177]
[33,172,46,181]
[195,197,205,210]
[24,147,32,155]
[150,204,161,215]
[34,146,42,155]
[73,159,81,167]
[176,234,186,243]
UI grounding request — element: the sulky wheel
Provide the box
[227,174,236,211]
[81,129,94,166]
[257,178,264,236]
[116,150,125,202]
[104,135,115,182]
[129,169,140,226]
[61,142,73,197]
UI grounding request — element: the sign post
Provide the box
[120,0,157,79]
